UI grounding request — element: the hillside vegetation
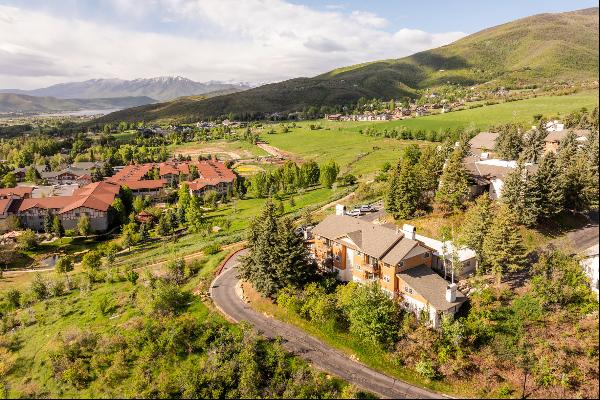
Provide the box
[95,7,599,123]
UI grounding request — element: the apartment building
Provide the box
[311,212,466,327]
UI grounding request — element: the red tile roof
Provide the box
[120,179,167,190]
[0,186,34,199]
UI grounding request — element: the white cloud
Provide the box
[0,1,466,89]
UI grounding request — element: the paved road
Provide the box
[210,250,444,399]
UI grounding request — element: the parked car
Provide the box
[347,208,363,217]
[360,205,375,212]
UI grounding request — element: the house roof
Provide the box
[467,159,537,180]
[0,186,34,198]
[73,181,120,197]
[414,234,476,262]
[544,129,591,143]
[469,131,499,152]
[120,179,167,190]
[0,198,12,214]
[18,196,76,212]
[312,214,420,264]
[397,264,467,311]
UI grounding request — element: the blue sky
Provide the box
[0,0,597,89]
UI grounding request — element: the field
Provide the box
[260,91,598,177]
[169,139,269,160]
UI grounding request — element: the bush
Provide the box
[150,282,191,316]
[48,278,66,297]
[5,288,21,309]
[202,243,222,255]
[415,359,439,380]
[17,229,37,250]
[30,273,48,301]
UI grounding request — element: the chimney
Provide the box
[446,283,457,303]
[335,204,346,216]
[402,224,416,240]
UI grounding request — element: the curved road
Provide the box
[210,250,443,399]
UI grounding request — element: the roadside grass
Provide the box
[243,282,471,398]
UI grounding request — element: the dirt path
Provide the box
[256,142,302,163]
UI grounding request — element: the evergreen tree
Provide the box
[77,214,92,237]
[494,124,524,160]
[533,152,564,220]
[457,194,493,268]
[501,162,540,226]
[435,148,470,212]
[43,212,53,233]
[520,122,546,163]
[157,211,172,237]
[139,222,149,243]
[239,201,281,296]
[391,159,421,219]
[581,131,599,210]
[274,217,315,288]
[185,196,204,233]
[52,216,64,238]
[482,205,527,284]
[417,145,446,203]
[384,162,400,216]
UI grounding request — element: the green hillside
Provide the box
[95,7,599,124]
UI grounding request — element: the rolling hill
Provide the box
[0,93,157,114]
[0,76,251,102]
[95,7,599,124]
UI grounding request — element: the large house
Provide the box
[108,160,236,199]
[0,181,120,233]
[543,129,590,154]
[311,211,466,327]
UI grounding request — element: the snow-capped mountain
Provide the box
[0,76,251,101]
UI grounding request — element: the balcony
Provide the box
[361,263,380,274]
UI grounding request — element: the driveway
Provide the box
[210,250,444,399]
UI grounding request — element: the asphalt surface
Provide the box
[210,250,444,399]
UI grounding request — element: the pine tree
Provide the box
[482,205,527,284]
[533,152,563,220]
[185,196,204,233]
[494,123,524,160]
[457,194,493,268]
[501,162,539,226]
[52,216,64,238]
[393,159,421,219]
[435,149,470,212]
[239,200,280,297]
[521,121,547,163]
[384,163,400,216]
[43,212,53,233]
[274,217,315,288]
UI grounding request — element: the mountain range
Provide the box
[0,76,251,103]
[93,7,599,124]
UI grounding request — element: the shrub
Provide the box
[415,359,439,380]
[5,288,21,309]
[17,229,37,250]
[202,243,221,255]
[30,273,48,301]
[150,282,190,316]
[48,278,66,297]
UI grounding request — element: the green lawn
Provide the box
[262,90,598,178]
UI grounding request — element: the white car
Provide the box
[359,205,375,212]
[347,209,363,217]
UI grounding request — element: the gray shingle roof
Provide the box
[312,214,419,265]
[398,265,466,311]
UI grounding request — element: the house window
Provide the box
[355,264,361,270]
[404,285,413,294]
[383,275,390,283]
[399,261,404,267]
[424,252,430,258]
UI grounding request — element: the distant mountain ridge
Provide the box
[93,7,599,124]
[0,76,251,102]
[0,93,156,114]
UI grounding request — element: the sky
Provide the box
[0,0,598,89]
